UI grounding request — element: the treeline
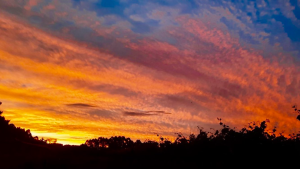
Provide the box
[1,101,300,168]
[84,105,300,152]
[81,117,300,168]
[84,118,300,151]
[0,102,52,145]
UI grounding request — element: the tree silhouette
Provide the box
[85,136,134,149]
[292,104,300,121]
[1,100,300,168]
[0,101,46,145]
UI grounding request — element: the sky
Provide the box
[1,0,300,145]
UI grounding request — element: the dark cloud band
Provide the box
[65,103,97,108]
[123,111,171,116]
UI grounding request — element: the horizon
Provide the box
[1,0,300,145]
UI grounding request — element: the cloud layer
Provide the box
[1,0,300,144]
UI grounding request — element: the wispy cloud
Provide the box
[65,103,97,108]
[123,111,171,116]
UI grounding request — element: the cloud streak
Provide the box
[65,103,97,108]
[123,111,171,116]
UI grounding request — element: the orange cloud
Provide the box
[1,4,300,145]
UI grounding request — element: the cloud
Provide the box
[65,103,97,108]
[24,0,41,10]
[129,14,145,22]
[123,111,171,116]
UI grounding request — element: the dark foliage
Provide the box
[0,101,47,145]
[1,101,300,168]
[292,104,300,121]
[85,136,134,149]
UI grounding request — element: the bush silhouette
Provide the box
[1,101,300,168]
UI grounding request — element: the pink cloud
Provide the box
[43,4,55,10]
[24,0,40,10]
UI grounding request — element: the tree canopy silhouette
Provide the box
[1,101,300,168]
[0,102,47,145]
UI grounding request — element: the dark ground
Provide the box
[0,138,298,169]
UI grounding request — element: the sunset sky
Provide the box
[1,0,300,145]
